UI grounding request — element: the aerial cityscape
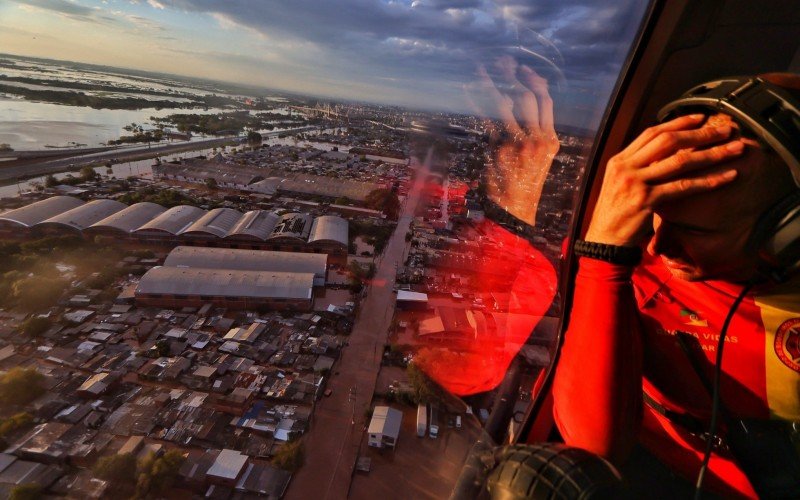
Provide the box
[0,0,649,498]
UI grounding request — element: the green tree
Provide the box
[0,412,33,439]
[84,268,123,290]
[93,453,137,491]
[44,175,58,188]
[406,362,444,404]
[135,450,185,499]
[204,178,218,190]
[365,188,401,219]
[348,261,370,292]
[0,368,45,405]
[272,439,304,472]
[80,165,99,182]
[247,130,262,144]
[19,317,51,338]
[154,339,170,357]
[9,484,41,500]
[11,276,65,311]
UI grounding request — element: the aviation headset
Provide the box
[657,76,800,282]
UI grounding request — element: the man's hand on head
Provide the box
[585,114,745,247]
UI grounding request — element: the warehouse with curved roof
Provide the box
[86,202,166,237]
[0,197,348,264]
[163,246,328,286]
[308,215,348,248]
[0,196,85,231]
[182,208,243,239]
[135,266,314,310]
[35,199,127,234]
[225,210,280,241]
[268,213,312,242]
[133,205,207,236]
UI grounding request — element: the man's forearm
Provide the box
[552,257,644,464]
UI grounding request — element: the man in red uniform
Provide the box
[553,76,800,498]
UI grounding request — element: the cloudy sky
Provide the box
[0,0,649,128]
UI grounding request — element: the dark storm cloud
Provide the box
[422,0,484,9]
[154,0,649,120]
[10,0,175,41]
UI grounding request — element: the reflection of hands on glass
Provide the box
[466,55,559,226]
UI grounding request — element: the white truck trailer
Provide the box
[416,403,427,437]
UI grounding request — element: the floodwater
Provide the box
[0,97,232,151]
[0,55,292,151]
[0,147,222,199]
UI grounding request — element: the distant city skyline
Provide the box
[0,0,649,128]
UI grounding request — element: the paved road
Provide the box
[286,149,431,500]
[0,137,241,182]
[0,126,318,182]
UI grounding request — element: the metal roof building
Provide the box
[133,205,207,236]
[163,246,328,286]
[87,202,166,235]
[153,161,260,188]
[136,267,314,301]
[207,449,248,484]
[35,199,126,233]
[268,213,312,242]
[182,208,243,238]
[225,210,280,241]
[368,406,403,449]
[0,197,348,264]
[279,173,378,202]
[308,215,348,247]
[245,177,282,195]
[0,196,84,229]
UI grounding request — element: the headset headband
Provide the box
[657,76,800,186]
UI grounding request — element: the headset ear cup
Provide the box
[752,191,800,280]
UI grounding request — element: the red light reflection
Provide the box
[394,184,557,395]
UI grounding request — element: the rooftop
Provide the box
[163,246,327,280]
[134,205,207,235]
[308,215,348,246]
[0,196,84,228]
[367,406,402,439]
[226,210,280,240]
[136,267,315,300]
[207,449,248,480]
[183,208,243,238]
[38,199,127,231]
[88,202,166,234]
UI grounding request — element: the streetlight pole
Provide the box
[349,385,357,425]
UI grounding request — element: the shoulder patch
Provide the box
[775,318,800,373]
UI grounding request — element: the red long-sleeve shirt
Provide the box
[554,254,800,498]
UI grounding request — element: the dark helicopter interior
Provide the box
[473,1,800,498]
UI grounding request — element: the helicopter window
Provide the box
[0,0,654,497]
